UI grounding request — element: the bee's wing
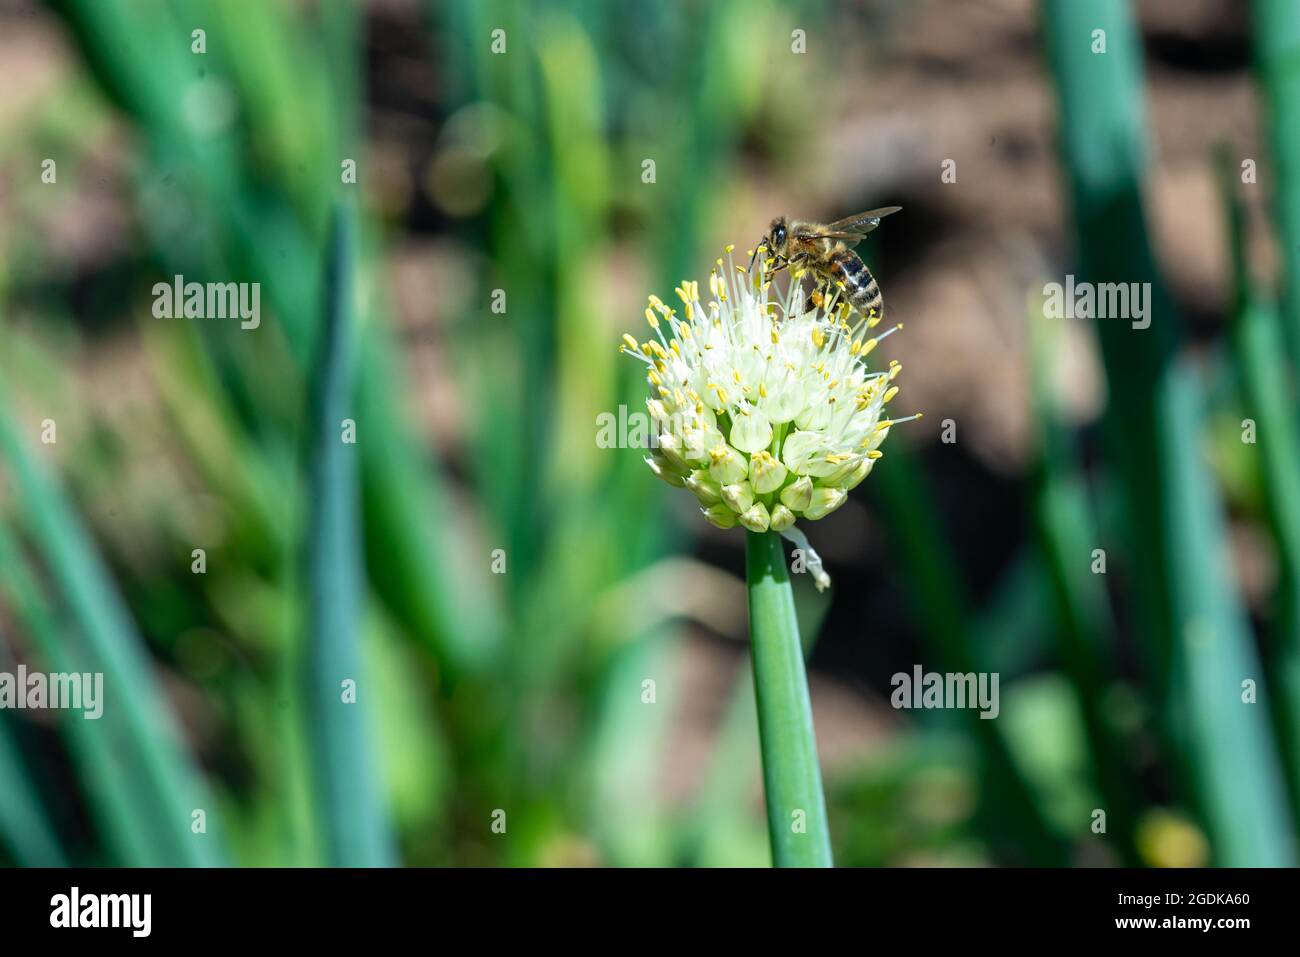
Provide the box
[823,206,902,238]
[790,223,862,244]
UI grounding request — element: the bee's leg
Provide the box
[798,267,824,308]
[755,250,790,277]
[810,277,846,315]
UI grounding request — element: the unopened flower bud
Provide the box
[840,456,875,490]
[738,501,771,533]
[656,432,689,471]
[708,443,747,485]
[822,453,863,487]
[685,469,722,505]
[749,449,788,495]
[721,481,755,514]
[804,486,847,520]
[768,503,796,532]
[780,475,813,513]
[645,455,685,487]
[701,502,738,529]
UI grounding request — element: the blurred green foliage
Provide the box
[0,0,1296,867]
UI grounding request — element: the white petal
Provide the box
[729,406,773,454]
[780,430,824,473]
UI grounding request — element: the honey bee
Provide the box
[759,206,901,320]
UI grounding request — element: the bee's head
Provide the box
[765,216,789,258]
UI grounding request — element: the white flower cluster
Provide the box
[621,247,916,589]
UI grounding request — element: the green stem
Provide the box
[744,530,833,867]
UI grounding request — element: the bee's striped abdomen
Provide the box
[826,248,883,321]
